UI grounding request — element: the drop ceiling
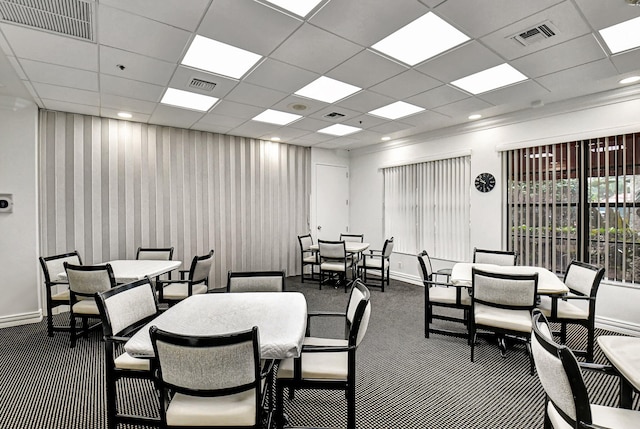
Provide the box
[0,0,639,150]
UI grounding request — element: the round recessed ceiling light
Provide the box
[468,114,482,120]
[290,103,308,111]
[620,76,640,84]
[381,136,391,141]
[271,137,281,141]
[117,112,133,119]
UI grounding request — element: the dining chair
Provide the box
[64,262,117,347]
[39,250,82,337]
[318,239,353,292]
[531,310,639,428]
[136,246,175,283]
[276,280,371,429]
[157,250,213,305]
[95,277,161,429]
[340,233,365,266]
[473,248,517,265]
[227,270,285,292]
[536,260,605,363]
[357,237,394,292]
[470,267,538,375]
[418,250,470,339]
[150,325,266,428]
[297,234,319,283]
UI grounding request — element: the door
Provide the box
[316,164,349,240]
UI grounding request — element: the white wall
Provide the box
[0,102,40,327]
[349,95,640,334]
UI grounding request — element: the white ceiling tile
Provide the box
[192,122,235,135]
[335,90,395,113]
[369,70,440,99]
[477,80,549,107]
[100,94,157,114]
[342,113,389,130]
[224,81,288,107]
[259,127,310,141]
[100,107,150,123]
[99,46,176,86]
[169,66,239,98]
[98,5,191,62]
[310,0,428,47]
[244,58,319,93]
[417,41,503,82]
[149,105,203,129]
[209,100,265,118]
[270,95,327,116]
[406,85,469,109]
[288,117,333,132]
[33,82,99,106]
[289,132,334,144]
[310,105,362,122]
[0,24,98,71]
[327,49,407,89]
[611,49,640,75]
[573,0,640,30]
[7,56,27,80]
[270,23,362,74]
[432,97,493,118]
[41,99,100,116]
[100,74,165,102]
[100,0,211,31]
[19,59,98,91]
[196,112,247,128]
[368,120,415,135]
[396,110,451,127]
[229,120,280,138]
[536,59,619,96]
[198,0,301,56]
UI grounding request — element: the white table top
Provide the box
[310,242,370,253]
[125,292,308,360]
[598,336,640,392]
[450,263,569,295]
[58,259,182,283]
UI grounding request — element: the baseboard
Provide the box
[596,316,640,336]
[390,271,422,286]
[0,310,43,329]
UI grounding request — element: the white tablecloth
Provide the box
[598,336,640,392]
[310,242,370,253]
[125,292,308,360]
[450,263,568,295]
[58,259,182,283]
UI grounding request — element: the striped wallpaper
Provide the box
[38,110,311,288]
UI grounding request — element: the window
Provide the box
[505,133,640,283]
[383,155,470,260]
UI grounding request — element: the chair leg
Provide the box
[560,323,567,344]
[586,326,594,363]
[47,311,54,337]
[347,384,356,429]
[526,341,534,376]
[470,331,476,362]
[70,312,76,348]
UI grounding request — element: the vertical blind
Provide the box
[383,155,471,260]
[38,110,311,287]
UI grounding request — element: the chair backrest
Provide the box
[382,237,394,258]
[64,263,116,298]
[472,268,537,309]
[39,251,82,285]
[136,247,174,261]
[227,270,285,293]
[340,233,364,243]
[150,326,261,405]
[186,250,214,283]
[473,248,517,265]
[318,240,346,260]
[417,250,434,283]
[563,260,605,298]
[531,310,592,427]
[298,234,313,252]
[95,277,160,338]
[345,280,372,347]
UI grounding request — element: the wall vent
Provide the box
[324,111,345,118]
[510,20,558,47]
[0,0,94,42]
[189,78,217,92]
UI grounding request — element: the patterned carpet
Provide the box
[0,278,637,428]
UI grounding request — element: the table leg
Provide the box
[619,377,633,409]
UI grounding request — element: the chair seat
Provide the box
[161,282,208,300]
[72,299,100,315]
[320,261,352,272]
[474,304,532,333]
[537,295,589,320]
[114,352,151,371]
[548,402,640,429]
[303,255,318,264]
[278,337,348,381]
[429,286,471,306]
[358,258,389,270]
[166,390,257,427]
[52,289,70,301]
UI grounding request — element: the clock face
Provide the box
[475,172,496,193]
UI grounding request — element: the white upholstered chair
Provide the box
[157,250,213,304]
[318,239,353,292]
[358,237,394,292]
[227,270,285,292]
[473,248,517,265]
[39,250,82,337]
[297,234,319,283]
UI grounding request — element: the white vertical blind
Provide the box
[383,156,470,260]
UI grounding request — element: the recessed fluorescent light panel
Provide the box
[252,109,302,125]
[620,76,640,84]
[599,16,640,54]
[182,35,262,79]
[451,63,527,95]
[161,88,218,111]
[372,12,470,66]
[262,0,324,17]
[317,124,362,136]
[368,101,424,120]
[294,76,361,103]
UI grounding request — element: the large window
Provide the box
[383,155,470,260]
[505,133,640,283]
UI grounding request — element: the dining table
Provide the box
[597,335,640,409]
[58,259,182,284]
[309,241,370,254]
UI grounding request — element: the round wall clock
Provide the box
[474,172,496,193]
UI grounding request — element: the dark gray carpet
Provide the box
[0,277,637,428]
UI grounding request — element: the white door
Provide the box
[316,164,349,240]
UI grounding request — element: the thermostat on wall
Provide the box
[0,194,13,213]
